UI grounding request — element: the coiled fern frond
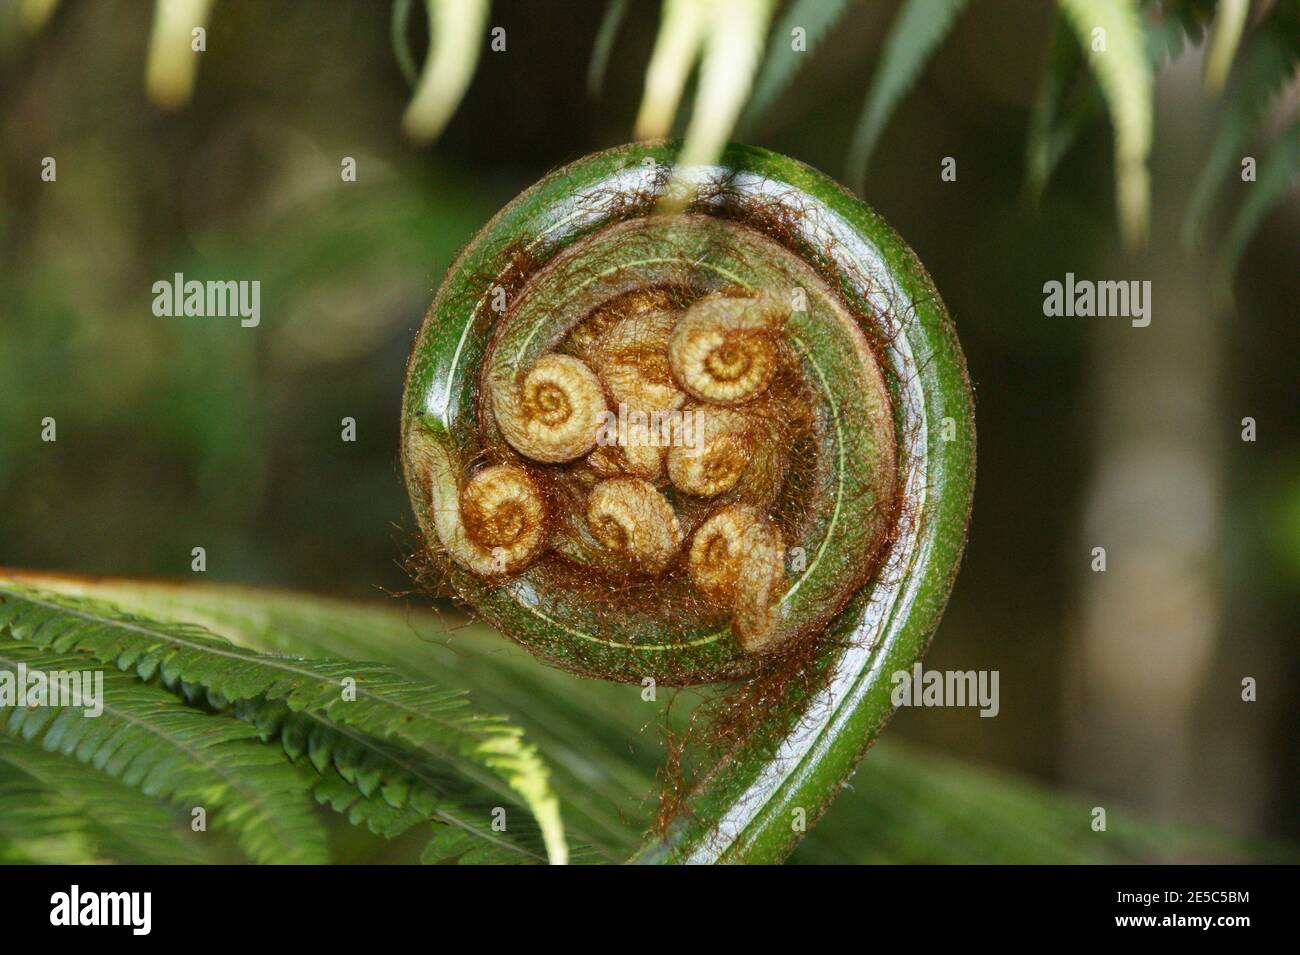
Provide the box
[400,142,976,863]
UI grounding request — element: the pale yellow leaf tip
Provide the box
[401,0,491,145]
[145,0,215,111]
[19,0,60,34]
[634,0,711,140]
[643,0,775,213]
[1202,0,1248,94]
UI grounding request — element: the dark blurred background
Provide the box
[0,0,1295,846]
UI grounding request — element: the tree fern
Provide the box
[0,737,195,864]
[0,643,324,863]
[0,581,568,864]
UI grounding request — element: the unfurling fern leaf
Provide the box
[0,582,568,864]
[0,643,324,864]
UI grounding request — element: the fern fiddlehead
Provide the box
[402,142,975,863]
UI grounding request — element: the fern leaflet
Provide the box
[0,643,325,863]
[0,582,568,864]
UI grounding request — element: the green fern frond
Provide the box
[587,0,631,99]
[236,698,554,863]
[7,575,656,856]
[1025,1,1203,205]
[0,737,195,864]
[11,574,1293,864]
[846,0,969,193]
[1025,13,1104,203]
[0,643,325,863]
[0,582,568,864]
[1183,2,1300,249]
[32,578,661,856]
[310,767,424,839]
[740,0,854,135]
[1218,119,1300,289]
[1058,0,1153,249]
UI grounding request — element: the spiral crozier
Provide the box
[402,143,975,862]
